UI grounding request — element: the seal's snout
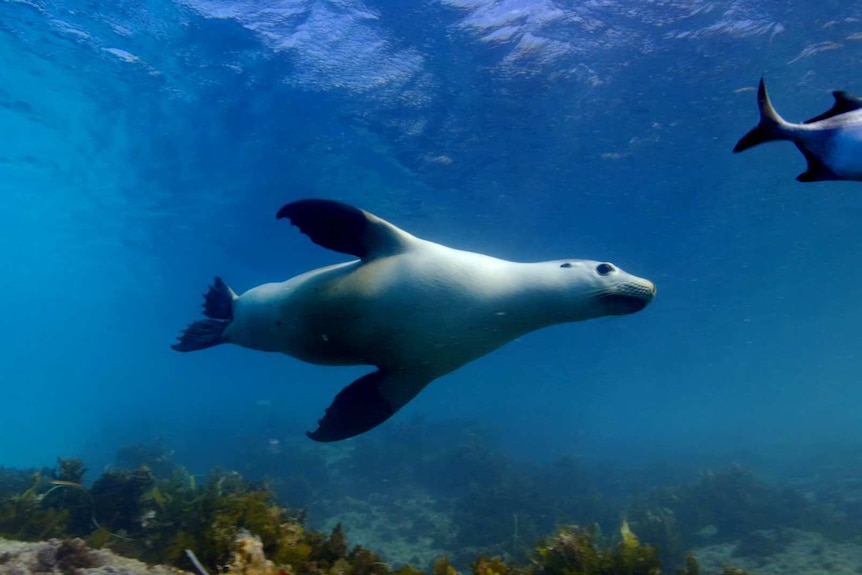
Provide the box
[600,279,656,315]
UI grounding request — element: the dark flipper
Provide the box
[796,145,840,182]
[203,276,235,320]
[733,77,789,153]
[172,276,236,352]
[171,319,228,352]
[804,91,862,124]
[276,199,412,261]
[307,370,431,442]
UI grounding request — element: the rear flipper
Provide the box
[172,319,227,352]
[307,370,432,442]
[171,276,236,352]
[733,77,790,153]
[203,276,236,320]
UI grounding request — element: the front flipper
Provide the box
[795,145,840,182]
[276,199,415,261]
[307,370,431,442]
[804,91,862,124]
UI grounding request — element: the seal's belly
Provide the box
[283,288,518,374]
[254,259,526,373]
[828,128,862,178]
[801,125,862,179]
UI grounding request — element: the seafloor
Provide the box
[2,422,862,575]
[2,529,862,575]
[0,538,184,575]
[694,530,862,575]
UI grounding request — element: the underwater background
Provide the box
[3,0,862,572]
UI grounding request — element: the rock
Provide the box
[0,538,187,575]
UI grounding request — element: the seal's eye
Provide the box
[596,263,615,276]
[560,262,573,268]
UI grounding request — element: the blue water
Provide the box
[3,0,862,480]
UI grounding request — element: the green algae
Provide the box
[0,459,762,575]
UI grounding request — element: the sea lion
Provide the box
[172,199,656,442]
[734,77,862,182]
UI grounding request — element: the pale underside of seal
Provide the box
[172,199,656,442]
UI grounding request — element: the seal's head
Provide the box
[592,261,656,315]
[550,259,656,319]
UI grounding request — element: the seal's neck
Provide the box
[500,263,606,330]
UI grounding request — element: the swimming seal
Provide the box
[734,77,862,182]
[172,199,656,442]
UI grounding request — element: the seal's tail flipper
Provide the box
[171,276,235,352]
[307,370,432,442]
[733,77,792,153]
[172,319,228,352]
[202,276,236,320]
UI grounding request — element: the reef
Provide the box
[0,466,46,503]
[0,523,741,575]
[0,455,758,575]
[0,537,182,575]
[0,456,426,575]
[1,424,856,575]
[316,424,618,566]
[626,465,847,567]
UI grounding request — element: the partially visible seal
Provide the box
[734,77,862,182]
[172,199,656,442]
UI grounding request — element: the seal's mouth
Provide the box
[600,281,656,315]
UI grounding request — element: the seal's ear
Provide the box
[306,370,432,442]
[277,199,413,260]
